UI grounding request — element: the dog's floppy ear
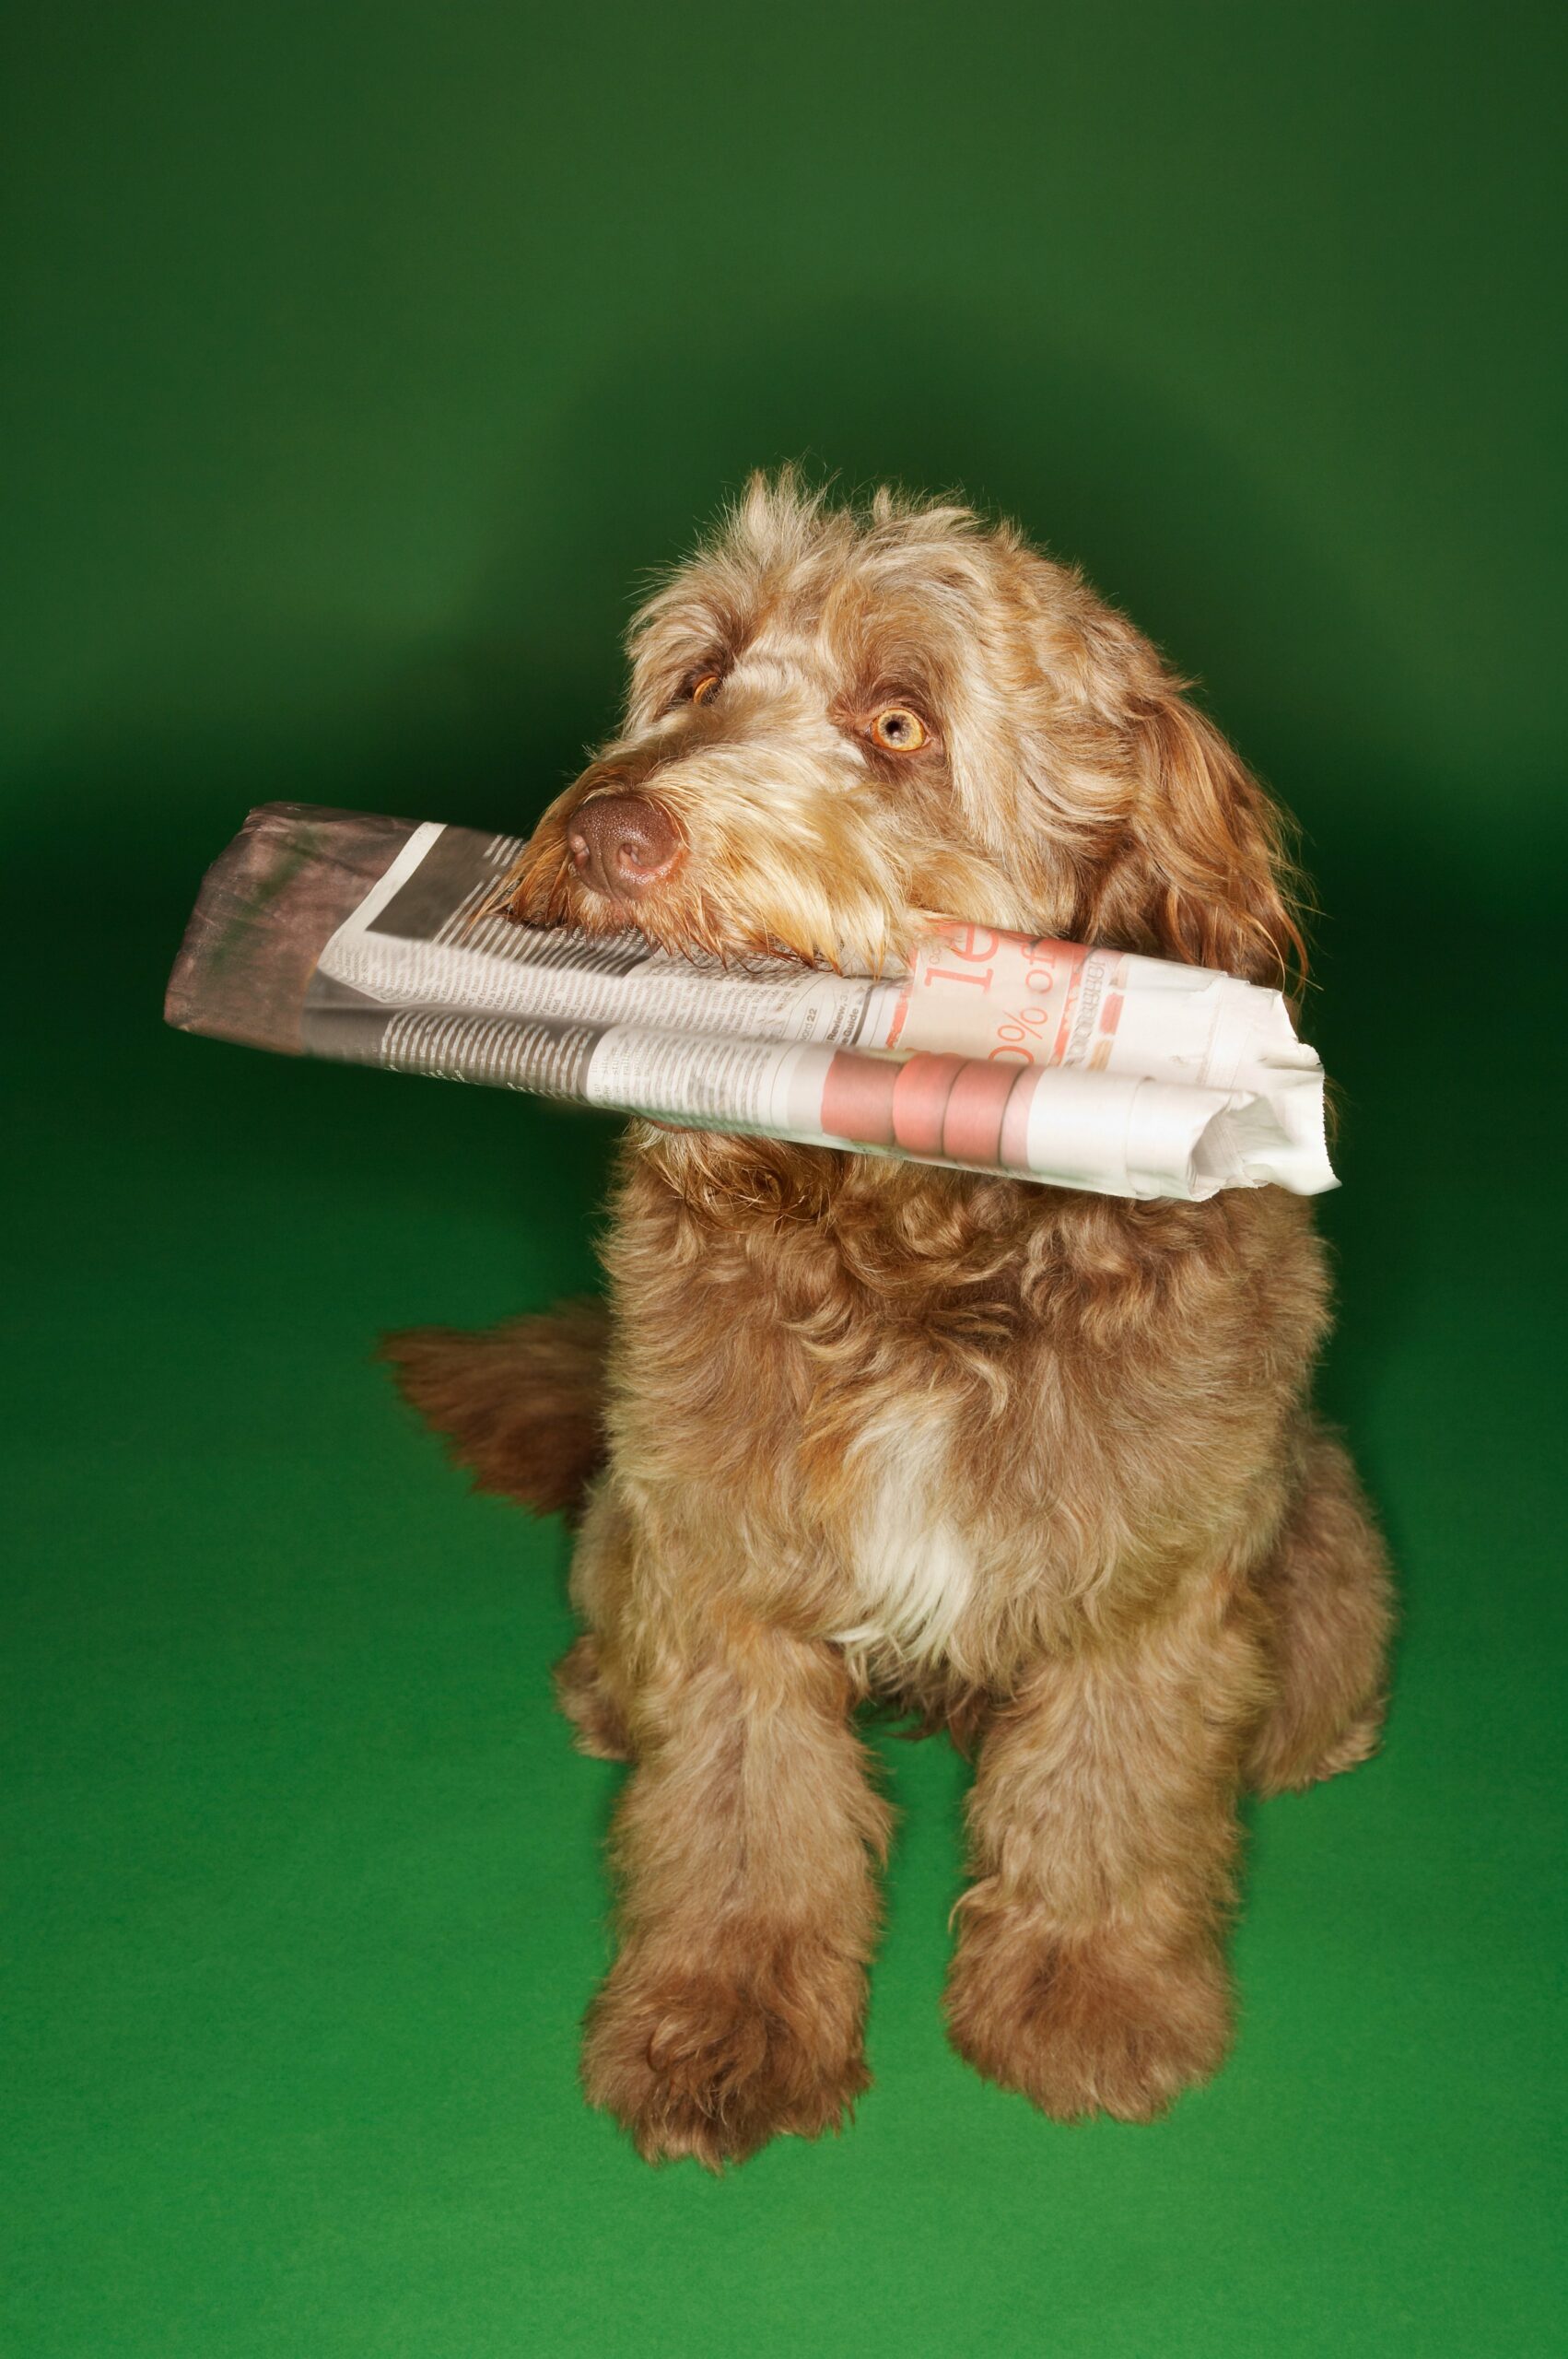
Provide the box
[1075,656,1305,990]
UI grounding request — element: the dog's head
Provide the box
[493,470,1302,988]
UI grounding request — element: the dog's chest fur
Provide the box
[614,1145,1319,1681]
[828,1406,975,1668]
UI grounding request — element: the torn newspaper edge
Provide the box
[164,804,1336,1203]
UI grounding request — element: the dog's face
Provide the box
[495,473,1301,987]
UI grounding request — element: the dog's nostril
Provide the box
[568,792,681,900]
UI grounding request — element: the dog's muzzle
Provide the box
[567,792,682,904]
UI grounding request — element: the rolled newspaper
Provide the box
[164,804,1336,1202]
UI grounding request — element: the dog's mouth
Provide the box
[483,848,835,972]
[481,797,906,976]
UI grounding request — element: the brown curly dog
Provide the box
[385,472,1392,2168]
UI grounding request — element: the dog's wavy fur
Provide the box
[384,472,1392,2167]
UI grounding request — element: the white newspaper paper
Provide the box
[296,819,1334,1200]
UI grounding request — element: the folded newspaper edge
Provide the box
[165,803,1337,1203]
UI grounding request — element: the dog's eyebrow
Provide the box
[695,604,745,658]
[659,608,756,687]
[835,645,953,718]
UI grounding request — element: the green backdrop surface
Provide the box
[4,6,1563,2355]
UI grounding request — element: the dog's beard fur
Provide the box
[489,469,1304,987]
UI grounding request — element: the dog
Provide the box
[385,471,1393,2167]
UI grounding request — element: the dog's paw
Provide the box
[1248,1696,1385,1796]
[582,1952,869,2168]
[945,1919,1230,2124]
[1305,1702,1384,1783]
[553,1635,634,1762]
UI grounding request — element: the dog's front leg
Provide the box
[945,1569,1266,2122]
[582,1608,889,2168]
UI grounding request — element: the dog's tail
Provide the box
[379,1299,609,1520]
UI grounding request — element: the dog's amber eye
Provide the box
[690,672,722,708]
[870,706,929,753]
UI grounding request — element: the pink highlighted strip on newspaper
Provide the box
[165,805,1336,1203]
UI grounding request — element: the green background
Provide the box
[5,5,1564,2353]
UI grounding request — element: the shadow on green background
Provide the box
[5,6,1564,2355]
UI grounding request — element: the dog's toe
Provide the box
[945,1922,1231,2124]
[553,1635,634,1762]
[582,1955,869,2168]
[1250,1696,1386,1796]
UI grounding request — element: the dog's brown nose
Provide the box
[567,793,681,902]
